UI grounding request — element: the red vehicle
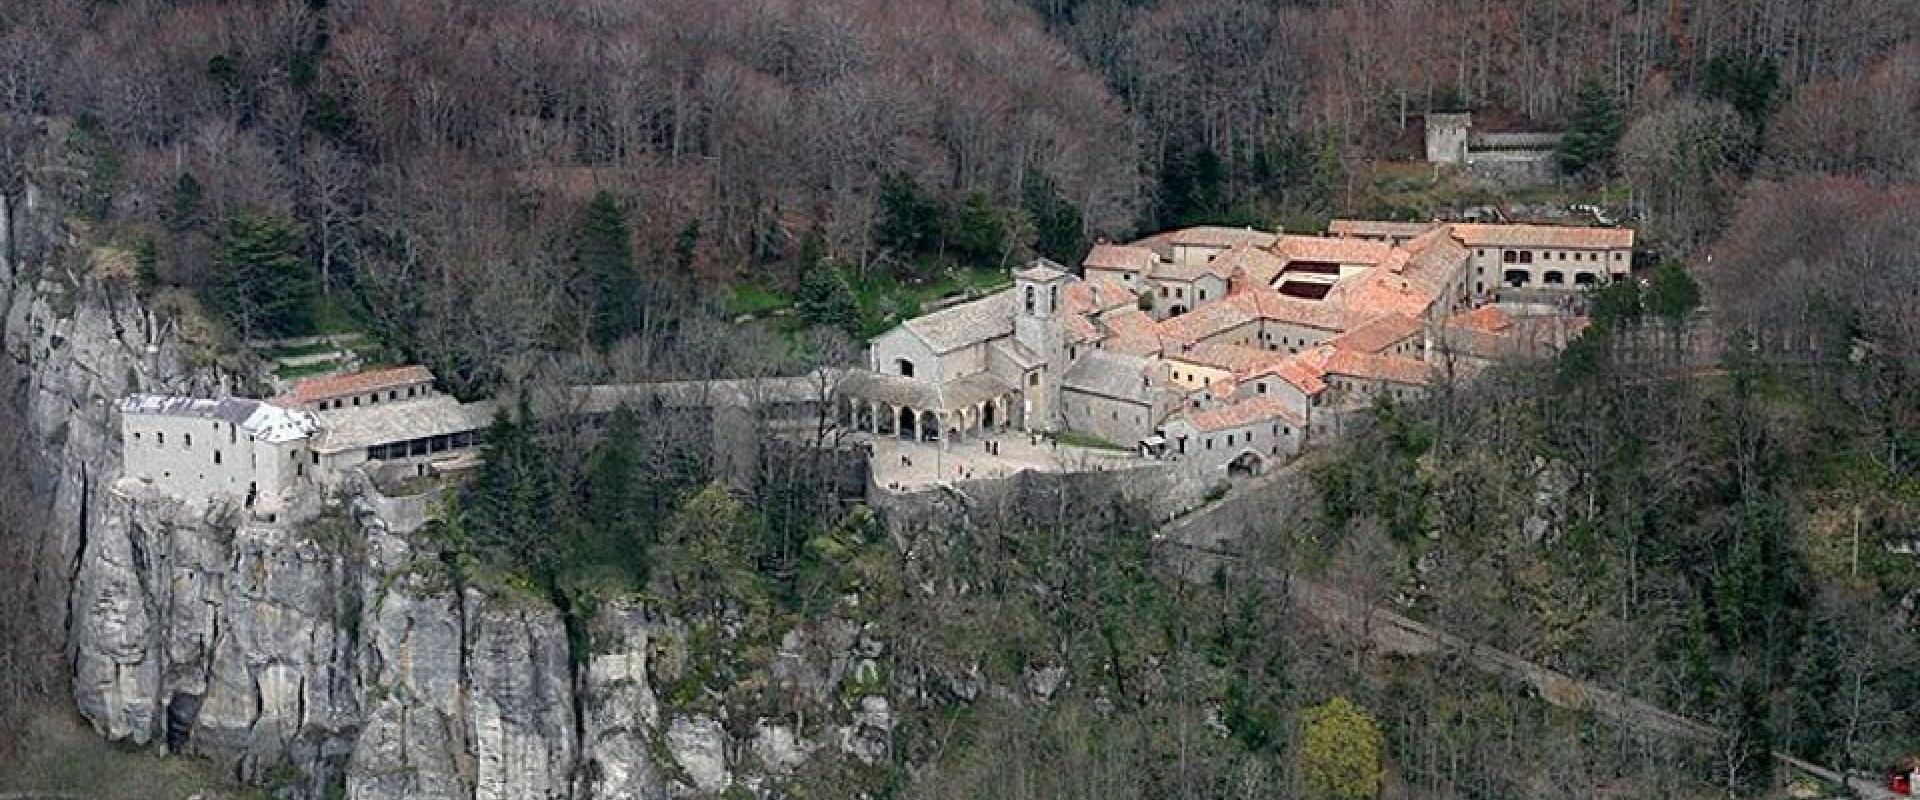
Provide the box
[1890,759,1919,796]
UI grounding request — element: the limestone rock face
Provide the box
[665,715,730,796]
[576,599,668,800]
[466,595,578,800]
[10,181,917,800]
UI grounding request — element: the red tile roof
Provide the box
[1082,243,1160,273]
[1328,219,1441,239]
[285,365,435,405]
[1184,395,1304,432]
[1273,235,1395,267]
[1157,301,1257,344]
[1326,313,1423,354]
[1323,349,1432,385]
[1448,223,1634,250]
[1448,304,1514,334]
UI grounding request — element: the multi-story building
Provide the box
[849,218,1633,479]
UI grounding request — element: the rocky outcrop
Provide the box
[6,178,913,800]
[576,599,668,800]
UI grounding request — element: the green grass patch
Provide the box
[276,360,345,380]
[1055,430,1131,451]
[0,705,270,800]
[728,283,793,317]
[261,340,342,359]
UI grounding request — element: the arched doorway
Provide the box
[982,401,997,429]
[920,410,939,442]
[898,407,916,439]
[1504,270,1530,288]
[1228,450,1266,477]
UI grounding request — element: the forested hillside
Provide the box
[1,0,1914,388]
[1,0,1918,798]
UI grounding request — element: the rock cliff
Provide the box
[3,179,914,800]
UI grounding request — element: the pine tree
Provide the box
[574,404,650,587]
[1022,174,1085,265]
[211,212,316,339]
[797,257,859,331]
[878,172,944,260]
[577,191,637,348]
[1557,78,1624,176]
[952,191,1008,267]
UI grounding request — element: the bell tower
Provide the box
[1013,259,1070,432]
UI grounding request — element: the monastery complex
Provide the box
[115,218,1633,517]
[847,219,1631,480]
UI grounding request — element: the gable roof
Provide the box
[285,365,435,405]
[123,395,320,443]
[1158,301,1257,344]
[1320,348,1432,386]
[1062,349,1160,402]
[1015,258,1072,283]
[1328,219,1442,239]
[1272,235,1395,267]
[898,289,1015,353]
[1326,313,1424,354]
[1180,395,1304,432]
[1082,243,1160,274]
[1448,223,1634,249]
[1207,243,1288,283]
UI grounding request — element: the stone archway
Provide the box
[982,400,997,429]
[1228,450,1266,477]
[920,410,939,442]
[898,406,917,439]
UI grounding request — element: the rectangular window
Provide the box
[183,433,192,448]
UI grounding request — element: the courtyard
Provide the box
[865,428,1154,490]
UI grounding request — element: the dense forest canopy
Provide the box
[1,0,1914,393]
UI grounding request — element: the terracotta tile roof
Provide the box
[1323,349,1432,386]
[1157,301,1256,344]
[1326,313,1423,354]
[1225,288,1347,330]
[1208,243,1288,283]
[1183,395,1304,432]
[1366,229,1467,301]
[286,365,435,405]
[1328,219,1441,239]
[1131,225,1280,258]
[1082,243,1160,274]
[1448,223,1634,250]
[1104,334,1168,357]
[1273,235,1394,267]
[1167,342,1285,375]
[1065,313,1103,343]
[1449,304,1513,334]
[1061,276,1138,317]
[1100,308,1160,340]
[1244,356,1329,396]
[1326,270,1438,327]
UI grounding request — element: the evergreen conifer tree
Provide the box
[1557,79,1624,176]
[211,212,316,339]
[577,191,637,348]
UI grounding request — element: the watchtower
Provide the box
[1425,112,1473,164]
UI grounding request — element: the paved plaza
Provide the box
[866,429,1152,490]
